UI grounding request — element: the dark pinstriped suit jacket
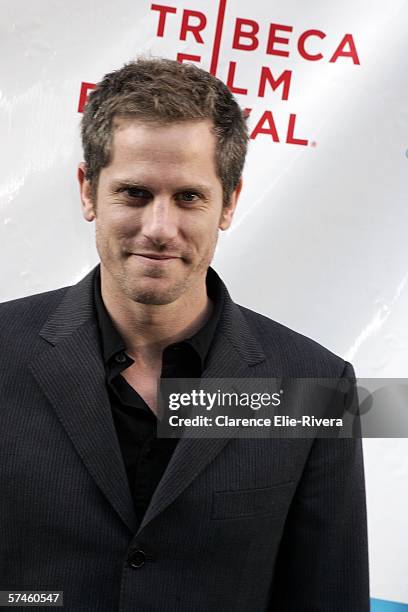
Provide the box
[0,265,369,611]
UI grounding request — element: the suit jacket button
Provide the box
[115,353,127,363]
[128,549,146,569]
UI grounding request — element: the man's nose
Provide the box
[141,198,179,246]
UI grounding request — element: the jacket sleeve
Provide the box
[268,362,370,611]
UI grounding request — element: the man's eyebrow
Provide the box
[173,184,212,195]
[109,180,149,191]
[109,179,212,194]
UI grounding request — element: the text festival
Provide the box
[78,1,360,147]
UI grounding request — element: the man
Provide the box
[0,58,369,611]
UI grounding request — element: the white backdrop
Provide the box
[1,0,407,607]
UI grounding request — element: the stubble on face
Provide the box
[95,223,219,307]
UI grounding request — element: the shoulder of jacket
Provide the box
[237,303,349,377]
[0,285,70,335]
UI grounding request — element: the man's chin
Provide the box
[125,278,188,306]
[130,292,177,306]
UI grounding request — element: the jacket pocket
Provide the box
[211,481,294,520]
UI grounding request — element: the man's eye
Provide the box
[125,188,150,199]
[177,192,200,202]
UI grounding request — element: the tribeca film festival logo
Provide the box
[77,1,360,148]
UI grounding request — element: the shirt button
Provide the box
[128,549,146,569]
[115,353,127,363]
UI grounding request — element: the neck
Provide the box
[100,268,212,361]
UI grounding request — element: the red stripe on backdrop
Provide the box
[210,0,227,75]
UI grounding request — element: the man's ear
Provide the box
[219,177,243,230]
[78,162,96,221]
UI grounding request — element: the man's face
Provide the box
[79,118,241,305]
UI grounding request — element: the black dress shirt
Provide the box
[93,267,223,526]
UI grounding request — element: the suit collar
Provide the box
[39,264,266,368]
[39,266,96,346]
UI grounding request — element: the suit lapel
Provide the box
[29,267,138,534]
[28,265,266,536]
[137,282,266,533]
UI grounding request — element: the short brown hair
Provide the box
[81,57,248,206]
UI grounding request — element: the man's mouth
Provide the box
[132,253,180,260]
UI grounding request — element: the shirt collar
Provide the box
[93,266,224,369]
